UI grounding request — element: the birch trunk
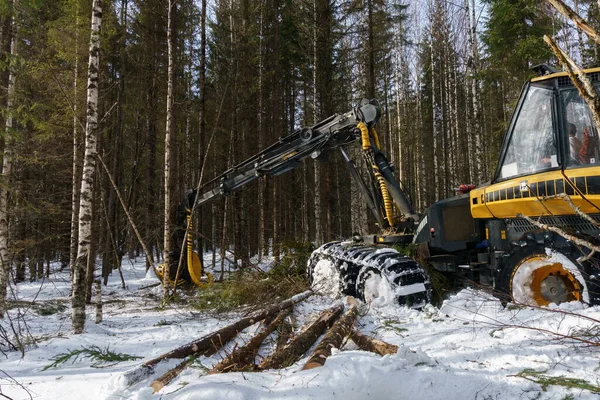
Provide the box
[163,0,175,297]
[72,0,103,333]
[0,0,17,318]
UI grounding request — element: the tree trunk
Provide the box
[0,0,17,319]
[350,329,398,356]
[198,0,207,259]
[72,0,103,334]
[302,304,358,370]
[257,303,343,370]
[70,3,82,279]
[276,314,293,351]
[163,0,176,297]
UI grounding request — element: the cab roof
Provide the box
[531,66,600,83]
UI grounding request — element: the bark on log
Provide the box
[350,329,398,356]
[275,316,293,351]
[122,290,312,386]
[302,305,358,370]
[209,308,292,374]
[150,358,193,393]
[257,303,343,370]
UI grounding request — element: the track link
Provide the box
[307,241,431,308]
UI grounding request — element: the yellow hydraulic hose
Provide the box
[186,213,195,276]
[358,122,371,150]
[375,170,395,226]
[370,127,381,150]
[358,122,396,227]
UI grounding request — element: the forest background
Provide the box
[0,0,595,303]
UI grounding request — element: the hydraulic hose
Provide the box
[375,169,395,227]
[358,122,371,150]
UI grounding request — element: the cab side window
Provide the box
[561,89,600,166]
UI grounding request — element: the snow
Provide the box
[361,269,395,307]
[309,259,341,298]
[2,256,600,400]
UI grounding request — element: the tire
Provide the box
[498,233,600,306]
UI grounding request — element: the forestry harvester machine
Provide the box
[157,66,600,308]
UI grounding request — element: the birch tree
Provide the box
[0,0,17,319]
[72,0,102,333]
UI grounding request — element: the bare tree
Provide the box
[0,0,17,319]
[163,0,175,298]
[72,0,103,333]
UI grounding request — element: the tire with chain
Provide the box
[308,241,431,308]
[497,232,600,306]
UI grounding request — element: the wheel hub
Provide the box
[539,275,568,304]
[530,262,581,306]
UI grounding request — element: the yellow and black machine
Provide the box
[408,64,600,306]
[161,65,600,308]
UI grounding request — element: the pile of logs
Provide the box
[122,290,398,393]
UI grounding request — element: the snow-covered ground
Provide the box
[2,256,600,400]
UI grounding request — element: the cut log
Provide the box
[122,290,312,387]
[275,315,293,351]
[150,357,193,393]
[257,303,343,370]
[349,329,398,356]
[209,307,292,374]
[302,304,358,370]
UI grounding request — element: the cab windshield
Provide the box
[499,85,556,179]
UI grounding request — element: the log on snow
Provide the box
[122,290,312,387]
[209,307,292,374]
[150,358,193,393]
[275,315,293,351]
[349,329,398,356]
[257,303,344,370]
[302,304,358,370]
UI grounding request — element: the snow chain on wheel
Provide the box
[498,232,600,306]
[307,241,431,308]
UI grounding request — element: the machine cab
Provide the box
[470,67,600,220]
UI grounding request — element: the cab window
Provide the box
[561,89,600,167]
[499,86,556,179]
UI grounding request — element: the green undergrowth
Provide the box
[514,369,600,395]
[194,241,312,313]
[43,345,142,370]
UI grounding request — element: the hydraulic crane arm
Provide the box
[160,99,418,287]
[181,99,416,233]
[187,101,379,208]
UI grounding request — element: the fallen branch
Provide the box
[302,304,359,370]
[543,35,600,135]
[209,308,292,374]
[257,303,344,370]
[349,329,398,356]
[123,290,312,386]
[97,154,156,271]
[546,0,600,45]
[543,193,600,229]
[150,357,194,393]
[516,213,600,261]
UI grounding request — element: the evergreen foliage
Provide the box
[0,0,595,305]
